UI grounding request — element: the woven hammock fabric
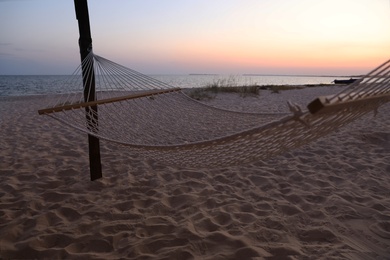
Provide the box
[38,52,390,167]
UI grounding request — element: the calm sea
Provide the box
[0,74,344,97]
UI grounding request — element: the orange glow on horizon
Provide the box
[166,37,389,75]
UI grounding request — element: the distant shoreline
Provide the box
[188,73,363,78]
[242,74,363,78]
[0,74,362,78]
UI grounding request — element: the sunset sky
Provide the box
[1,0,390,75]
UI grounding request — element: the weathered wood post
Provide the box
[74,0,102,180]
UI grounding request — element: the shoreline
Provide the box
[0,82,342,98]
[1,86,389,259]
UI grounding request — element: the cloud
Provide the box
[0,42,45,53]
[13,47,45,53]
[0,52,13,56]
[0,43,14,57]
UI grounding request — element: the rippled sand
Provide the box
[1,87,389,259]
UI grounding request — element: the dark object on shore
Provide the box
[333,78,359,85]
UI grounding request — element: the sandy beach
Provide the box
[1,86,389,259]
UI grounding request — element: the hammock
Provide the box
[38,52,390,168]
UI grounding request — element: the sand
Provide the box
[1,87,389,259]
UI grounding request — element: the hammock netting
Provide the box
[38,52,390,167]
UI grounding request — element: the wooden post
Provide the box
[74,0,102,180]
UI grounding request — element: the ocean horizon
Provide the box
[0,74,356,97]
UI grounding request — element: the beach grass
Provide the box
[186,81,333,100]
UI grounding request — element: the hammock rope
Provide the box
[38,52,390,167]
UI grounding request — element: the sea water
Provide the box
[0,74,344,97]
